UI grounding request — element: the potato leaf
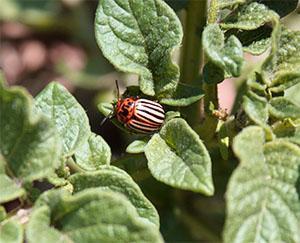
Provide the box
[145,118,214,195]
[95,0,183,97]
[0,82,61,183]
[224,127,300,242]
[35,82,90,157]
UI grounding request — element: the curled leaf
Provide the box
[95,0,183,96]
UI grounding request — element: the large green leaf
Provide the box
[202,24,244,79]
[0,175,25,204]
[0,83,61,182]
[0,219,23,243]
[27,189,163,243]
[74,132,111,171]
[68,166,159,226]
[95,0,183,96]
[35,82,90,157]
[145,118,214,195]
[224,126,300,243]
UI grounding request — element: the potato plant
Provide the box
[0,0,300,242]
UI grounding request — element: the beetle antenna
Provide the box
[115,80,120,99]
[100,117,108,127]
[100,112,115,127]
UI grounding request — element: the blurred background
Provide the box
[0,0,299,241]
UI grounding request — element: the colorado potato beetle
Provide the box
[114,81,165,134]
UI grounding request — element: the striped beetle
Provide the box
[114,81,165,134]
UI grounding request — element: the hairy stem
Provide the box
[204,0,219,112]
[198,0,220,141]
[180,0,207,126]
[180,0,206,84]
[207,0,219,24]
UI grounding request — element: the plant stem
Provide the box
[207,0,219,24]
[204,0,219,112]
[203,0,219,110]
[66,157,85,173]
[179,0,207,126]
[180,0,206,84]
[198,0,220,141]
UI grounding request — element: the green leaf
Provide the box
[242,35,271,55]
[224,138,300,243]
[126,140,147,154]
[145,118,214,195]
[233,126,265,164]
[27,189,163,243]
[203,62,225,84]
[26,206,72,243]
[0,206,6,222]
[273,119,300,146]
[202,24,244,78]
[246,73,267,92]
[269,97,300,119]
[242,91,268,126]
[95,0,183,96]
[0,156,5,174]
[34,188,71,211]
[97,102,113,117]
[227,26,272,55]
[164,111,181,122]
[217,121,230,160]
[268,65,300,93]
[159,83,204,106]
[221,2,279,55]
[284,81,300,107]
[69,166,159,226]
[218,0,246,9]
[47,172,69,188]
[0,174,25,204]
[221,2,279,30]
[35,82,90,157]
[97,102,131,133]
[74,132,111,170]
[262,27,300,87]
[0,83,61,182]
[0,219,23,243]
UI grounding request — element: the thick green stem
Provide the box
[180,0,207,126]
[207,0,219,24]
[204,0,219,112]
[180,0,206,84]
[198,0,220,141]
